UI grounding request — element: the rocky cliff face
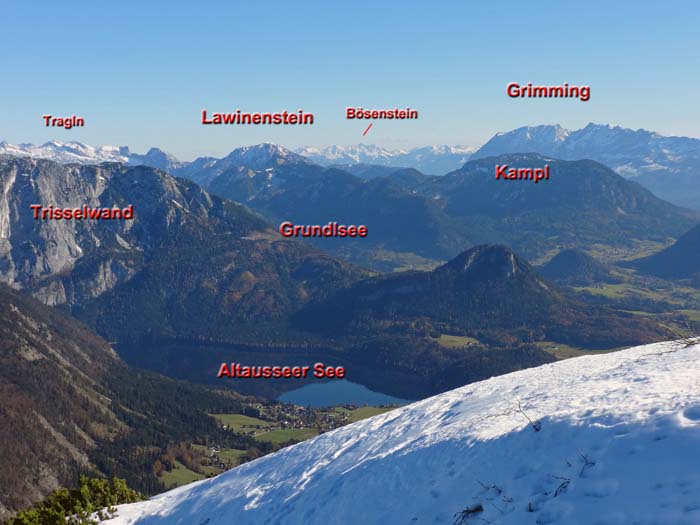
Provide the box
[0,157,214,304]
[0,157,366,330]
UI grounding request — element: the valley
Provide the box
[159,146,698,271]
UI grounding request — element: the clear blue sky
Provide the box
[2,1,698,160]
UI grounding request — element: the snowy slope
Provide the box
[103,339,700,525]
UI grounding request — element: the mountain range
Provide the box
[4,122,699,209]
[2,130,698,522]
[0,141,183,172]
[164,145,698,270]
[472,123,700,209]
[0,157,546,401]
[0,141,474,177]
[295,144,476,174]
[3,142,696,275]
[403,154,698,260]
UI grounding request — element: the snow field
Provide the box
[103,339,700,525]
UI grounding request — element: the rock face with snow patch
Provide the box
[175,143,314,187]
[101,339,700,525]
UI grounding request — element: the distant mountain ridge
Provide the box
[296,144,476,174]
[0,141,475,176]
[472,123,700,209]
[0,141,183,172]
[4,142,695,271]
[6,121,700,208]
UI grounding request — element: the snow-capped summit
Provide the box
[0,140,131,164]
[0,140,183,171]
[173,143,315,187]
[296,144,476,174]
[473,124,700,209]
[493,123,571,144]
[296,144,400,164]
[103,338,700,525]
[222,143,312,170]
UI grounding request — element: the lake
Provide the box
[277,379,409,408]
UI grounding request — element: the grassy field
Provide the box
[253,427,319,444]
[367,248,443,272]
[572,279,700,336]
[432,334,480,348]
[587,240,674,263]
[209,413,318,443]
[679,309,700,322]
[535,341,623,360]
[192,444,247,477]
[334,406,395,422]
[160,461,205,489]
[208,405,398,447]
[209,413,271,431]
[574,282,672,302]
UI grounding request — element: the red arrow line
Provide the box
[362,123,373,136]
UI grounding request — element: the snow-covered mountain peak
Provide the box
[295,144,476,174]
[472,124,700,208]
[222,143,312,169]
[296,144,398,163]
[103,338,700,525]
[0,140,183,168]
[0,140,131,164]
[495,124,571,144]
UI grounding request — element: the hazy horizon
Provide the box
[3,1,699,160]
[5,119,700,163]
